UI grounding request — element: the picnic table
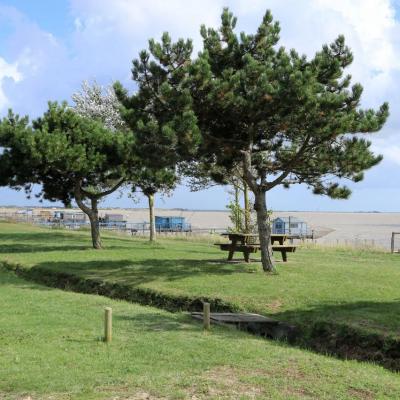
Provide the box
[216,232,296,262]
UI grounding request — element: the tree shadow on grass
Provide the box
[0,244,93,253]
[114,312,240,339]
[0,231,83,242]
[0,243,141,254]
[34,257,250,286]
[268,300,400,371]
[115,312,200,332]
[274,299,400,337]
[0,230,157,253]
[0,267,53,290]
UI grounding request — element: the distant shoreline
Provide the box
[0,205,398,213]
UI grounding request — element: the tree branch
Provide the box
[241,149,258,193]
[266,134,312,190]
[80,178,125,200]
[74,180,93,216]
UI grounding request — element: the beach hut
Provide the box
[103,213,127,228]
[51,211,87,227]
[155,216,191,232]
[272,216,309,236]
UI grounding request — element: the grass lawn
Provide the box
[2,266,400,399]
[1,222,400,340]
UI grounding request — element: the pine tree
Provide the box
[0,102,130,249]
[0,112,35,193]
[114,33,201,241]
[186,9,389,272]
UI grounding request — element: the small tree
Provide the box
[184,160,253,232]
[73,82,181,242]
[185,9,388,272]
[132,167,176,241]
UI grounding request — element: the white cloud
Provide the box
[0,0,399,160]
[316,0,397,68]
[380,145,400,165]
[3,0,399,105]
[0,57,22,110]
[372,134,400,166]
[234,0,399,101]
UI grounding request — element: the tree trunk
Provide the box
[88,198,102,249]
[74,186,102,249]
[147,193,156,242]
[243,182,250,233]
[254,190,276,273]
[73,179,125,250]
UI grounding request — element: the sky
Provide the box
[0,0,399,211]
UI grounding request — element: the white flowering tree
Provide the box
[73,80,176,241]
[72,80,126,131]
[71,81,130,244]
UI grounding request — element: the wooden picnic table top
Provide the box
[221,232,257,237]
[221,233,288,239]
[217,233,294,262]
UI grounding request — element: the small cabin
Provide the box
[104,214,125,222]
[103,214,127,228]
[39,210,52,219]
[272,217,309,236]
[155,216,191,232]
[54,211,86,223]
[65,212,86,223]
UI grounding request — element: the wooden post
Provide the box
[243,182,250,233]
[104,307,112,343]
[391,232,395,253]
[203,302,210,330]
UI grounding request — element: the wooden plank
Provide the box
[272,245,296,252]
[217,243,259,253]
[192,312,275,323]
[192,312,298,341]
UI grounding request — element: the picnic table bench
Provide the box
[216,233,296,262]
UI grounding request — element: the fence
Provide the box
[0,212,226,236]
[0,212,397,250]
[310,237,388,251]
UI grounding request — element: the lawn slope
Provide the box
[1,222,399,339]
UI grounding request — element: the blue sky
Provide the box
[0,0,399,211]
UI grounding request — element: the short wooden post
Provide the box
[104,307,112,343]
[391,232,395,253]
[203,302,210,330]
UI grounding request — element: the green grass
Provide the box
[1,222,399,339]
[2,267,400,399]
